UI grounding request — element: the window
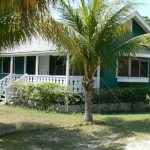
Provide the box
[26,56,36,75]
[118,57,148,77]
[49,56,66,75]
[118,57,128,76]
[55,57,66,75]
[2,57,10,74]
[131,60,139,77]
[13,57,24,74]
[140,61,148,77]
[131,59,148,77]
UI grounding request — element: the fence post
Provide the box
[5,89,8,103]
[65,94,69,112]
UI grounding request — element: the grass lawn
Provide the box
[0,105,150,150]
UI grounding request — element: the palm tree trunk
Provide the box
[83,77,94,122]
[84,89,93,122]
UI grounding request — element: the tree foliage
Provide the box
[144,16,150,26]
[0,0,55,49]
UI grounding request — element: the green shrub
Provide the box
[11,82,77,109]
[96,87,150,104]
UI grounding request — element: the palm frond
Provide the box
[0,0,57,49]
[102,33,150,66]
[113,33,150,56]
[91,0,104,18]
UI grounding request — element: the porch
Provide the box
[0,55,70,77]
[0,54,100,102]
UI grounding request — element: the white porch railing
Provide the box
[25,75,67,85]
[5,74,27,102]
[69,76,97,93]
[16,75,97,93]
[0,74,22,95]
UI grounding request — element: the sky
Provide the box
[136,0,150,16]
[52,0,150,19]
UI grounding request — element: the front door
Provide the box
[39,56,49,75]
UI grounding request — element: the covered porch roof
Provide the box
[0,38,65,56]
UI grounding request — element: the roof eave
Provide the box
[126,11,150,33]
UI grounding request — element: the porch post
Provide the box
[10,56,13,75]
[24,56,27,74]
[35,55,39,75]
[66,54,70,86]
[97,65,100,89]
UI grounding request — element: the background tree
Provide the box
[39,0,150,122]
[143,16,150,25]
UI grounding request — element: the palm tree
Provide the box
[39,0,150,122]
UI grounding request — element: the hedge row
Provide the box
[11,82,150,109]
[97,87,150,104]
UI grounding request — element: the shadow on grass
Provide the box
[0,122,125,150]
[95,117,150,138]
[0,115,149,150]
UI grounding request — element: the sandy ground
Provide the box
[125,137,150,150]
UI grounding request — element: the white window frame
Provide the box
[116,57,149,83]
